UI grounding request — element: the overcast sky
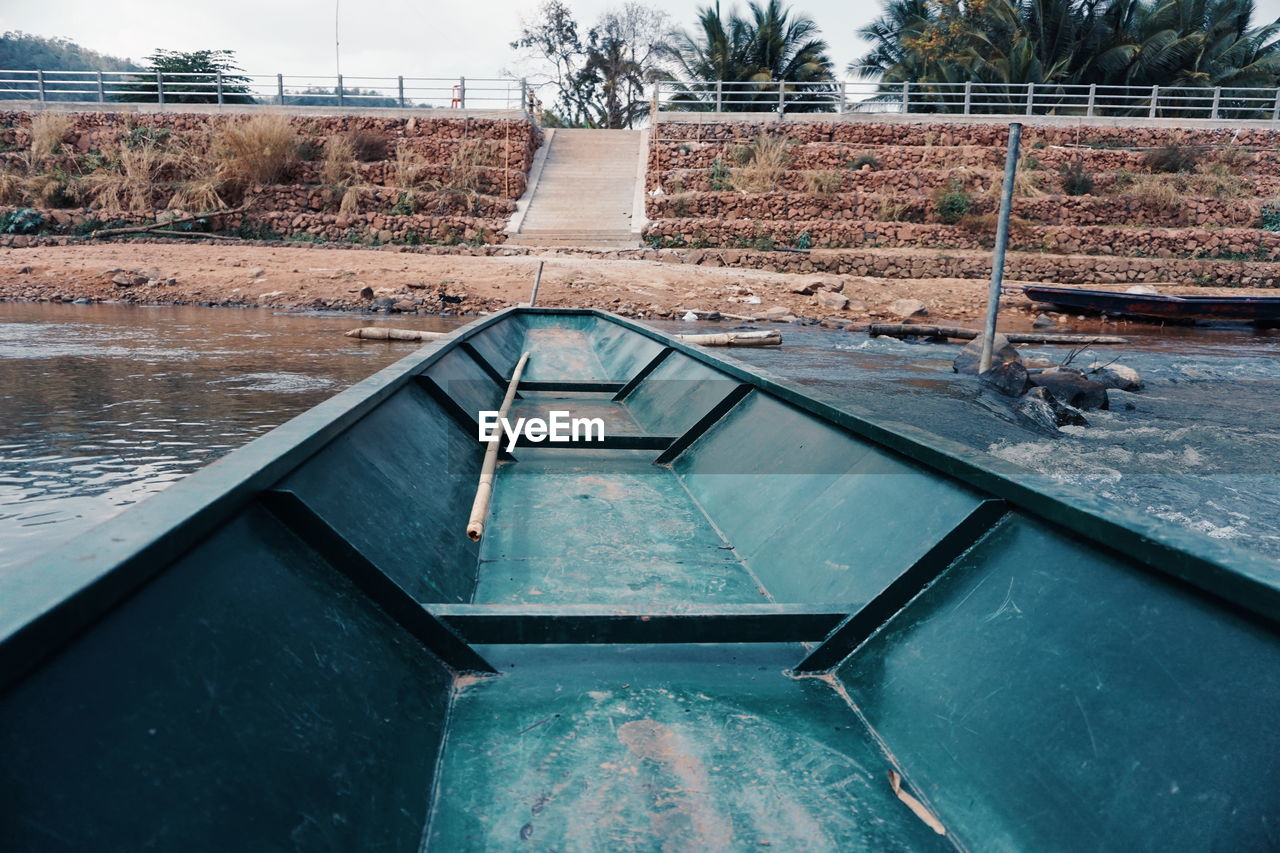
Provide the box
[6,0,1280,87]
[1,0,879,82]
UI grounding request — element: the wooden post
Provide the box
[529,260,544,306]
[467,352,530,541]
[979,122,1022,373]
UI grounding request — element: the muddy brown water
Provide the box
[2,301,1279,573]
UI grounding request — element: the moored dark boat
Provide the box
[1,308,1277,851]
[1025,284,1280,323]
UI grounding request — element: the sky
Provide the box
[0,0,879,84]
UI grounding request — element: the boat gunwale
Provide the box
[0,306,1276,695]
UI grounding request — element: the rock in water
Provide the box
[1014,387,1089,430]
[682,310,698,321]
[1030,368,1109,410]
[1032,313,1055,328]
[953,334,1020,375]
[979,360,1031,396]
[1087,362,1143,391]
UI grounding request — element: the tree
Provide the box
[665,1,836,112]
[0,31,139,100]
[852,0,1280,114]
[284,86,404,108]
[116,49,253,104]
[511,0,669,127]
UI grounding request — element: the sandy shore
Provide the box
[1,242,1269,332]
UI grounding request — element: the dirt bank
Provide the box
[1,242,1269,332]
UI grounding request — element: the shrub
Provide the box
[848,153,879,170]
[1060,161,1094,196]
[0,207,44,234]
[934,181,972,224]
[345,130,389,162]
[392,143,428,189]
[220,115,299,185]
[709,157,731,191]
[319,135,358,186]
[670,193,691,217]
[1260,201,1280,231]
[1143,144,1199,173]
[795,230,812,250]
[435,139,498,195]
[876,197,920,222]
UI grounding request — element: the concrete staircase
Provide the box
[507,129,642,249]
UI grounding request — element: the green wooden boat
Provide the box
[2,308,1277,851]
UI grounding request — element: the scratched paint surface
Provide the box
[837,514,1280,851]
[518,327,612,382]
[477,450,766,604]
[428,644,953,852]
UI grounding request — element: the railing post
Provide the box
[1026,81,1034,115]
[836,80,846,113]
[277,73,285,104]
[337,75,345,106]
[715,79,722,112]
[1210,86,1221,120]
[156,71,164,106]
[519,77,528,114]
[97,70,105,103]
[459,76,466,109]
[1272,87,1280,121]
[1087,83,1096,117]
[777,80,785,114]
[1149,85,1159,118]
[963,80,972,114]
[216,71,224,105]
[398,75,405,108]
[901,81,909,113]
[37,69,46,103]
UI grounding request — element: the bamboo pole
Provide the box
[869,323,1127,345]
[466,351,530,542]
[89,205,250,239]
[344,327,449,341]
[674,330,782,347]
[528,260,544,306]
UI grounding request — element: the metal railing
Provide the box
[656,79,1280,121]
[0,70,531,112]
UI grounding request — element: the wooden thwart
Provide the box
[466,351,530,542]
[345,327,449,341]
[675,330,782,347]
[870,324,1127,345]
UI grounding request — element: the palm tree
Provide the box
[666,1,836,111]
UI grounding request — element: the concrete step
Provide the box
[510,128,643,239]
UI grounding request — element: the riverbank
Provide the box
[5,241,1276,329]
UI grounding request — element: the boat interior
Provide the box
[1,309,1277,851]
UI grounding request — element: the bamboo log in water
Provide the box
[344,327,449,341]
[89,205,250,239]
[466,351,530,542]
[869,324,1127,345]
[675,330,782,347]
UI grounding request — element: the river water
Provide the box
[2,302,1278,574]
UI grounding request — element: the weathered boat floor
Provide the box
[428,644,951,852]
[477,449,767,604]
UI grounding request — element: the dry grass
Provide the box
[435,139,498,195]
[1121,170,1250,205]
[80,142,172,211]
[982,157,1047,200]
[320,135,358,186]
[338,185,366,214]
[728,135,792,193]
[219,114,298,186]
[801,170,843,194]
[29,113,72,160]
[392,143,429,189]
[0,168,23,204]
[345,130,389,162]
[876,197,920,222]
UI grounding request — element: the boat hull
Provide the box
[1,308,1277,851]
[1025,284,1280,323]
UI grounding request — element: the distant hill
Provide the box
[1,31,140,100]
